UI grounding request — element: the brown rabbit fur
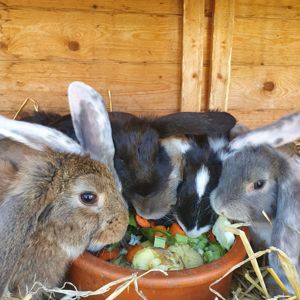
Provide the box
[0,142,128,299]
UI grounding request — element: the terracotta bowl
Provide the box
[68,228,248,300]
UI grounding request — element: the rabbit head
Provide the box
[211,145,283,224]
[211,110,300,222]
[175,136,227,237]
[19,83,236,220]
[210,110,300,294]
[1,146,127,298]
[105,110,236,220]
[0,83,128,298]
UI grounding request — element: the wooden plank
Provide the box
[208,0,235,111]
[0,8,182,64]
[180,0,205,112]
[229,109,300,129]
[228,66,300,110]
[232,18,300,66]
[235,0,300,20]
[0,61,180,114]
[0,0,182,15]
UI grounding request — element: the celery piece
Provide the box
[141,240,153,248]
[154,236,166,249]
[203,243,226,263]
[129,214,137,227]
[188,235,208,250]
[175,234,188,244]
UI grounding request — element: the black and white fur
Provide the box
[21,83,237,220]
[175,136,228,236]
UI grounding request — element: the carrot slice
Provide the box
[126,245,144,263]
[207,230,216,242]
[169,223,186,236]
[135,214,151,228]
[153,225,168,237]
[98,249,120,261]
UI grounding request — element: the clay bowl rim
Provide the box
[71,227,249,288]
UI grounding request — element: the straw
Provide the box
[13,98,39,120]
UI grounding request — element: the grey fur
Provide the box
[230,110,300,150]
[211,109,300,294]
[68,81,121,191]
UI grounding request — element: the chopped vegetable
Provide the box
[203,242,226,263]
[154,236,166,249]
[99,248,120,261]
[174,234,188,244]
[126,245,144,263]
[97,215,233,271]
[129,214,137,227]
[128,233,142,246]
[169,223,186,236]
[153,225,168,237]
[135,214,151,228]
[132,248,183,271]
[212,215,235,250]
[169,244,203,268]
[207,230,216,242]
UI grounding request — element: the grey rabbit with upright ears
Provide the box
[0,82,128,299]
[21,82,237,220]
[210,110,300,294]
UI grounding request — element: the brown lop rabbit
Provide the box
[0,82,128,299]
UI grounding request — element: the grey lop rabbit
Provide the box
[211,110,300,294]
[0,82,128,299]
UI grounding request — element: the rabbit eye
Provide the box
[253,180,265,190]
[80,192,98,205]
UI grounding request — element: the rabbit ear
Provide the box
[152,112,236,138]
[0,116,82,154]
[230,110,300,151]
[68,82,121,190]
[269,163,300,292]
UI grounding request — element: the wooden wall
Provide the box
[0,0,299,127]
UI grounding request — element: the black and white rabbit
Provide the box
[210,110,300,294]
[175,135,229,236]
[21,82,237,219]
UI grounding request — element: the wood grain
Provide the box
[181,0,205,112]
[0,0,182,15]
[0,8,182,64]
[0,61,181,114]
[232,17,300,66]
[236,0,300,20]
[229,66,300,110]
[229,109,300,129]
[209,0,235,111]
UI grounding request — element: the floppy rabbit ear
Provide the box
[269,163,300,293]
[230,110,300,151]
[151,111,236,138]
[0,115,82,154]
[68,81,121,191]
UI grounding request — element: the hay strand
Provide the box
[39,269,167,300]
[267,268,289,295]
[107,90,113,112]
[13,98,39,120]
[270,247,300,298]
[226,226,270,298]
